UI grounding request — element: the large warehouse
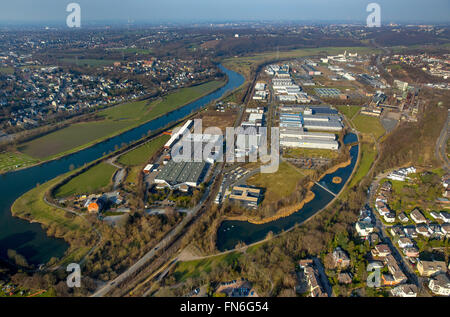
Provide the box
[280,137,339,150]
[154,161,209,188]
[279,127,338,150]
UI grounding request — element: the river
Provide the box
[0,65,245,265]
[216,141,359,251]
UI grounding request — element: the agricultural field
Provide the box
[117,134,170,167]
[352,114,386,140]
[18,80,225,160]
[0,152,39,173]
[54,162,117,198]
[247,161,305,206]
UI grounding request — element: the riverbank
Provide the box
[1,65,245,266]
[6,79,227,176]
[223,156,353,225]
[226,186,316,225]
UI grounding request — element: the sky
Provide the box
[1,0,449,25]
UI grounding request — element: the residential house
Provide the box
[430,211,441,220]
[403,247,420,258]
[441,223,450,238]
[356,221,374,238]
[441,212,450,223]
[390,284,418,297]
[403,226,418,238]
[398,237,414,249]
[332,247,351,268]
[338,273,353,285]
[298,260,328,297]
[410,209,427,224]
[384,213,396,223]
[428,274,450,296]
[390,226,405,238]
[384,255,407,285]
[417,260,447,277]
[416,224,431,238]
[398,212,409,223]
[371,244,391,259]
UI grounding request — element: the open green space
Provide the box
[349,142,377,187]
[336,105,361,120]
[18,80,225,160]
[247,161,305,206]
[11,175,89,232]
[0,152,39,173]
[55,162,117,198]
[59,58,118,67]
[172,252,241,283]
[117,134,170,167]
[0,66,14,74]
[283,147,339,160]
[352,114,386,140]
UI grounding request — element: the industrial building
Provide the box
[154,160,209,189]
[279,111,343,132]
[302,115,343,131]
[229,186,262,209]
[164,120,193,149]
[280,137,338,150]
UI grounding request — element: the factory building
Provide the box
[164,120,193,149]
[279,112,343,132]
[280,137,339,150]
[154,160,209,189]
[280,127,338,150]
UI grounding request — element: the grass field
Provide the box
[0,152,39,173]
[283,147,339,160]
[349,142,377,187]
[172,252,241,283]
[59,58,118,67]
[336,105,361,120]
[18,80,225,160]
[55,162,117,198]
[117,134,170,167]
[247,161,304,206]
[352,114,386,140]
[12,175,89,233]
[0,66,14,74]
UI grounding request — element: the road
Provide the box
[367,171,422,291]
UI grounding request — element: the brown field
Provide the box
[193,110,238,132]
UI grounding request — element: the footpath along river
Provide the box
[0,65,244,265]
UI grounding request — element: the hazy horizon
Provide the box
[0,0,449,26]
